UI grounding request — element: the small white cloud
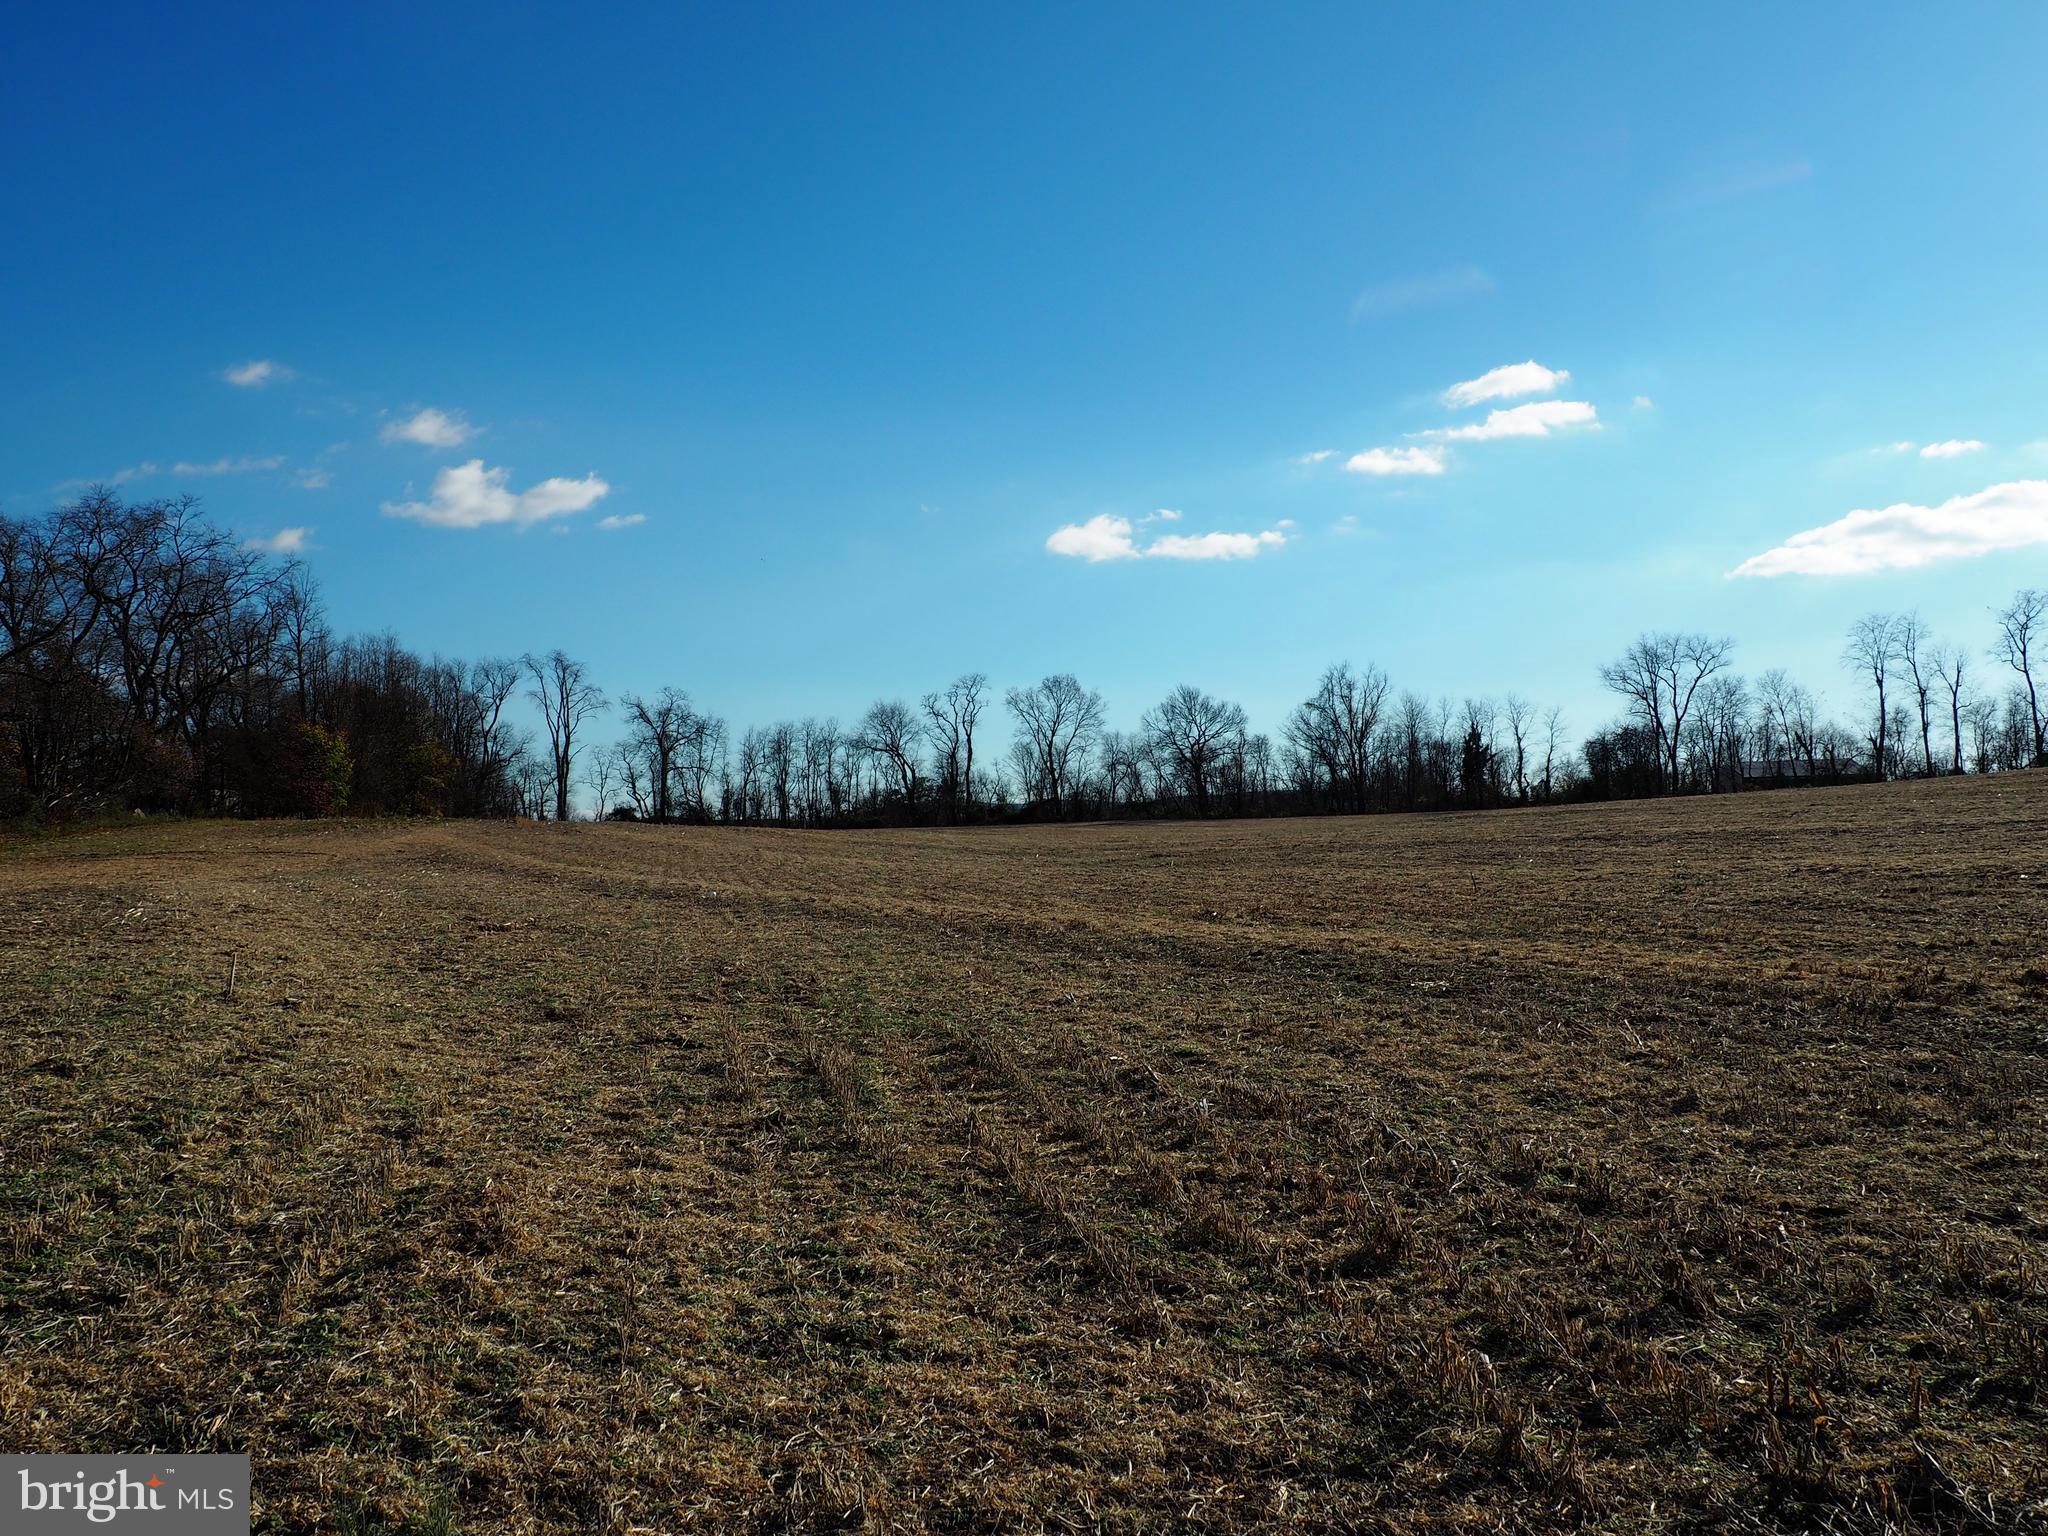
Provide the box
[1919,439,1984,459]
[596,513,646,530]
[1046,514,1140,562]
[1295,449,1336,465]
[108,462,160,485]
[1153,507,1182,521]
[243,527,311,554]
[381,459,611,530]
[1442,361,1570,409]
[1351,264,1495,322]
[1418,400,1599,442]
[1345,445,1447,476]
[1331,514,1361,536]
[1884,441,1917,454]
[172,455,285,477]
[1046,513,1290,563]
[1633,395,1655,411]
[381,407,480,449]
[1145,528,1286,561]
[223,360,292,388]
[1729,479,2048,578]
[294,467,332,490]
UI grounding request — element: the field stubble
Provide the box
[2,775,2045,1533]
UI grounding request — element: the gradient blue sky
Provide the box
[6,4,2047,751]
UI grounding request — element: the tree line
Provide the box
[3,492,2043,826]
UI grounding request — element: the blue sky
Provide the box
[6,4,2047,752]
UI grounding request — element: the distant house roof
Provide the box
[1739,757,1821,779]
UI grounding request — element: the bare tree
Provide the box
[858,699,924,809]
[1285,661,1388,812]
[1931,643,1968,775]
[1502,693,1533,802]
[620,686,706,822]
[1005,673,1104,810]
[1460,697,1500,805]
[1599,633,1731,793]
[1755,668,1798,761]
[1661,635,1734,791]
[463,657,522,809]
[733,725,767,822]
[1599,638,1668,787]
[525,650,606,821]
[1142,684,1247,817]
[1993,588,2045,764]
[766,721,796,824]
[0,513,82,673]
[1963,694,2001,774]
[583,743,622,820]
[1844,614,1899,777]
[1539,706,1566,802]
[1897,614,1938,776]
[921,672,988,821]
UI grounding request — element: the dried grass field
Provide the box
[3,776,2046,1534]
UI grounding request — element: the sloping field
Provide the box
[2,777,2045,1533]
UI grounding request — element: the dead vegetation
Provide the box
[2,774,2044,1532]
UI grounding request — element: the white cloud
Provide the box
[1046,514,1140,561]
[1295,449,1335,465]
[1351,264,1495,322]
[294,467,332,490]
[1442,360,1570,408]
[596,513,646,531]
[1146,528,1286,561]
[381,458,611,530]
[1331,514,1360,535]
[243,527,311,555]
[1153,507,1182,521]
[1884,441,1917,454]
[1633,395,1655,411]
[1419,399,1599,442]
[1729,479,2048,578]
[1919,438,1984,459]
[1046,513,1289,563]
[172,455,285,477]
[381,407,480,448]
[223,359,292,388]
[1345,445,1446,476]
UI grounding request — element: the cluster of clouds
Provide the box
[154,351,2048,581]
[203,361,636,544]
[1322,360,1600,479]
[1046,508,1293,563]
[1046,359,1601,566]
[380,459,612,531]
[92,454,286,486]
[1730,430,2048,577]
[1883,438,1985,460]
[370,402,619,531]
